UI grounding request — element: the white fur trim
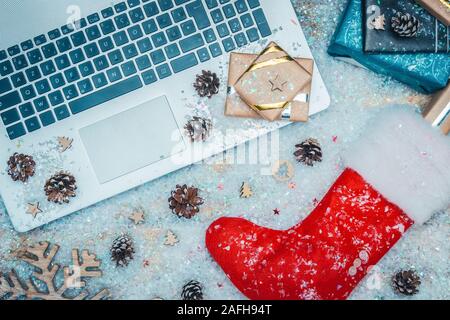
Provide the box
[344,108,450,225]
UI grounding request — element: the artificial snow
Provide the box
[0,0,449,300]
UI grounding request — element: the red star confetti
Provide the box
[217,183,224,191]
[143,259,150,268]
[332,135,338,143]
[273,208,280,215]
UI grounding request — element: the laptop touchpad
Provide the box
[79,96,184,184]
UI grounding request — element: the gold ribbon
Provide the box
[237,44,294,112]
[438,0,450,9]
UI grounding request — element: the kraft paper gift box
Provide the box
[423,83,450,135]
[416,0,450,25]
[231,42,312,122]
[225,52,314,122]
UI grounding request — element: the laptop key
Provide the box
[27,49,43,64]
[40,60,56,76]
[12,55,28,70]
[99,37,115,52]
[143,2,160,17]
[158,0,174,11]
[11,72,27,88]
[128,25,144,40]
[156,63,172,79]
[0,61,14,76]
[69,48,86,64]
[222,37,236,52]
[25,66,42,82]
[86,25,102,41]
[121,61,137,76]
[93,56,110,71]
[115,13,131,29]
[186,0,211,30]
[6,122,26,140]
[34,96,50,112]
[40,111,56,127]
[56,37,73,53]
[48,91,64,106]
[130,7,145,23]
[25,116,41,132]
[0,78,12,95]
[42,43,58,59]
[1,108,20,126]
[100,20,116,35]
[55,54,71,70]
[63,84,79,100]
[79,61,95,77]
[35,79,51,94]
[54,105,70,120]
[19,102,35,118]
[20,85,36,101]
[142,19,158,34]
[84,42,100,58]
[246,27,259,42]
[50,73,66,89]
[87,13,100,24]
[170,53,198,73]
[92,73,108,88]
[135,55,152,70]
[179,33,204,53]
[253,8,271,37]
[69,75,143,114]
[209,43,222,57]
[48,29,61,40]
[77,79,94,94]
[8,45,20,56]
[137,38,153,53]
[71,31,87,46]
[142,69,157,84]
[197,48,210,62]
[0,50,7,61]
[101,7,114,19]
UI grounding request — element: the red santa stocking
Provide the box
[206,109,450,300]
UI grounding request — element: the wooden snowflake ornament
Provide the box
[0,241,109,300]
[57,136,73,153]
[129,210,145,225]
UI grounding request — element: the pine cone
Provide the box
[185,116,212,142]
[391,12,419,37]
[193,70,220,98]
[181,280,203,300]
[7,153,36,182]
[168,184,204,219]
[294,138,323,166]
[392,270,421,296]
[110,234,135,267]
[44,172,77,204]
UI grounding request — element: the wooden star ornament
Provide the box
[129,210,145,225]
[26,202,43,218]
[269,75,287,92]
[58,136,73,152]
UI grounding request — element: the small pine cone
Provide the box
[7,153,36,182]
[110,234,135,267]
[169,184,204,219]
[294,138,323,166]
[392,270,421,296]
[193,70,220,98]
[391,12,419,37]
[181,280,203,300]
[44,172,77,204]
[185,116,212,142]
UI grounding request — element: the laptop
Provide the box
[0,0,330,232]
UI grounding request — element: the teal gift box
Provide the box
[328,0,450,94]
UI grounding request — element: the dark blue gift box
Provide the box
[328,0,450,94]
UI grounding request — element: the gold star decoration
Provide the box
[269,75,287,92]
[58,136,73,153]
[129,210,145,225]
[26,202,42,218]
[164,230,179,246]
[371,14,386,30]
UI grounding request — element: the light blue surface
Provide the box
[0,0,449,300]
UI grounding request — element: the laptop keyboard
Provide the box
[0,0,272,140]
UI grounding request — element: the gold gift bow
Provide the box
[236,44,296,111]
[438,0,450,10]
